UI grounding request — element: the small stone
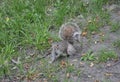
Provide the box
[88,75,92,78]
[91,31,96,35]
[66,73,70,78]
[90,62,94,67]
[72,59,78,62]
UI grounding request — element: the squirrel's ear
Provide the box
[73,32,81,37]
[73,32,81,42]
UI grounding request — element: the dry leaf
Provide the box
[106,63,112,67]
[83,27,88,31]
[6,17,9,22]
[32,73,39,80]
[88,20,92,23]
[81,31,87,36]
[26,72,39,80]
[66,73,70,78]
[72,59,78,62]
[60,60,67,68]
[43,78,48,82]
[99,39,103,43]
[70,63,74,66]
[81,53,86,56]
[99,32,104,36]
[48,38,53,44]
[94,80,99,82]
[91,31,96,35]
[90,62,94,67]
[24,63,30,69]
[48,74,53,78]
[96,16,99,22]
[104,72,113,76]
[11,57,21,64]
[12,66,17,70]
[88,75,92,78]
[80,62,84,65]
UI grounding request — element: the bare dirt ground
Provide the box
[1,3,120,82]
[61,4,120,82]
[47,3,120,82]
[63,4,120,82]
[23,3,120,82]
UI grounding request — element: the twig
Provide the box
[110,60,120,67]
[36,48,52,60]
[3,67,12,82]
[105,57,120,69]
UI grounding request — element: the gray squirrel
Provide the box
[49,22,82,63]
[59,22,82,44]
[49,40,76,63]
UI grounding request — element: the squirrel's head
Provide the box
[73,32,81,42]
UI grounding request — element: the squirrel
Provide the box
[59,22,82,44]
[48,22,82,63]
[49,40,76,63]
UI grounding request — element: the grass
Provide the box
[0,0,114,81]
[98,50,118,63]
[113,39,120,49]
[81,51,96,61]
[110,22,120,32]
[85,0,110,32]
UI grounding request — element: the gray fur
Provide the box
[49,40,77,63]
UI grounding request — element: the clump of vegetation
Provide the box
[110,22,120,32]
[81,51,96,61]
[98,50,118,63]
[85,0,110,32]
[113,39,120,48]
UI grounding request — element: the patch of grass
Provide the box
[98,50,118,63]
[25,67,37,80]
[103,79,111,82]
[0,0,111,81]
[36,59,61,81]
[0,43,16,76]
[113,40,120,49]
[85,0,110,32]
[74,69,81,77]
[87,18,100,32]
[81,51,96,61]
[110,22,120,32]
[66,64,75,73]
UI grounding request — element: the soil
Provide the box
[1,3,120,82]
[63,4,120,82]
[52,3,120,82]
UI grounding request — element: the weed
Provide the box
[85,0,110,32]
[113,39,120,48]
[81,51,96,61]
[103,79,111,82]
[64,78,69,82]
[74,69,81,77]
[110,22,120,32]
[87,18,100,32]
[66,64,75,73]
[98,50,118,63]
[0,43,15,76]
